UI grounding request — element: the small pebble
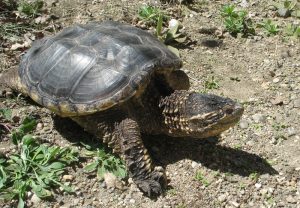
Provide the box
[252,113,266,123]
[218,193,228,202]
[191,161,198,169]
[286,195,297,203]
[287,127,297,137]
[239,120,249,129]
[293,99,300,108]
[30,193,41,204]
[255,183,262,189]
[273,78,280,83]
[63,174,74,181]
[230,201,240,207]
[129,199,135,204]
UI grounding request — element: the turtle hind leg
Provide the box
[117,118,167,197]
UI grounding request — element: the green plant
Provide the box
[284,23,300,38]
[272,0,299,18]
[83,143,127,180]
[204,76,220,90]
[0,117,78,208]
[257,20,279,36]
[138,5,165,25]
[249,172,260,181]
[0,109,12,121]
[195,171,210,187]
[17,0,43,17]
[0,23,32,41]
[221,4,255,36]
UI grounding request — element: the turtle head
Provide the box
[159,90,244,138]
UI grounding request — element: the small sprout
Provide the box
[204,76,220,90]
[257,19,279,36]
[0,109,12,121]
[249,172,260,181]
[221,4,255,37]
[284,23,300,38]
[272,0,298,18]
[82,143,127,180]
[195,171,210,187]
[138,5,166,25]
[17,0,44,17]
[166,188,177,196]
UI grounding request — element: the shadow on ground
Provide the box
[53,116,278,178]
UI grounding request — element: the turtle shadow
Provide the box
[53,116,278,177]
[144,135,278,177]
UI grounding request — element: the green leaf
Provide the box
[156,14,163,37]
[20,117,37,134]
[46,162,65,170]
[22,134,35,146]
[84,162,98,173]
[97,166,106,179]
[32,183,52,198]
[17,196,25,208]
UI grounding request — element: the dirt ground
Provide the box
[0,0,299,207]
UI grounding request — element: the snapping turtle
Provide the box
[0,21,243,197]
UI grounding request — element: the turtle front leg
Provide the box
[116,118,167,197]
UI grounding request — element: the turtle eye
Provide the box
[225,108,234,115]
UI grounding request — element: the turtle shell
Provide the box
[19,21,182,116]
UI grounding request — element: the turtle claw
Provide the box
[136,166,167,198]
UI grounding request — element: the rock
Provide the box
[129,199,135,204]
[287,127,297,137]
[191,161,198,169]
[252,114,266,123]
[104,172,123,189]
[277,8,291,17]
[230,201,240,207]
[286,195,297,203]
[63,174,74,181]
[270,96,284,105]
[36,123,44,130]
[293,99,300,108]
[218,193,228,202]
[272,78,280,83]
[31,193,41,204]
[255,183,262,189]
[239,120,249,129]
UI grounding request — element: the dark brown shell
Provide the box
[19,21,182,116]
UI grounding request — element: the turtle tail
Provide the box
[0,67,28,95]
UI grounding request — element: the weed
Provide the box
[239,182,246,189]
[284,23,300,38]
[82,143,127,180]
[138,5,187,56]
[249,172,260,181]
[272,122,287,131]
[0,23,32,42]
[138,5,166,26]
[0,117,78,208]
[17,0,44,17]
[257,20,279,36]
[272,0,299,18]
[221,4,255,37]
[0,109,12,121]
[204,76,220,90]
[166,188,177,196]
[195,171,210,187]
